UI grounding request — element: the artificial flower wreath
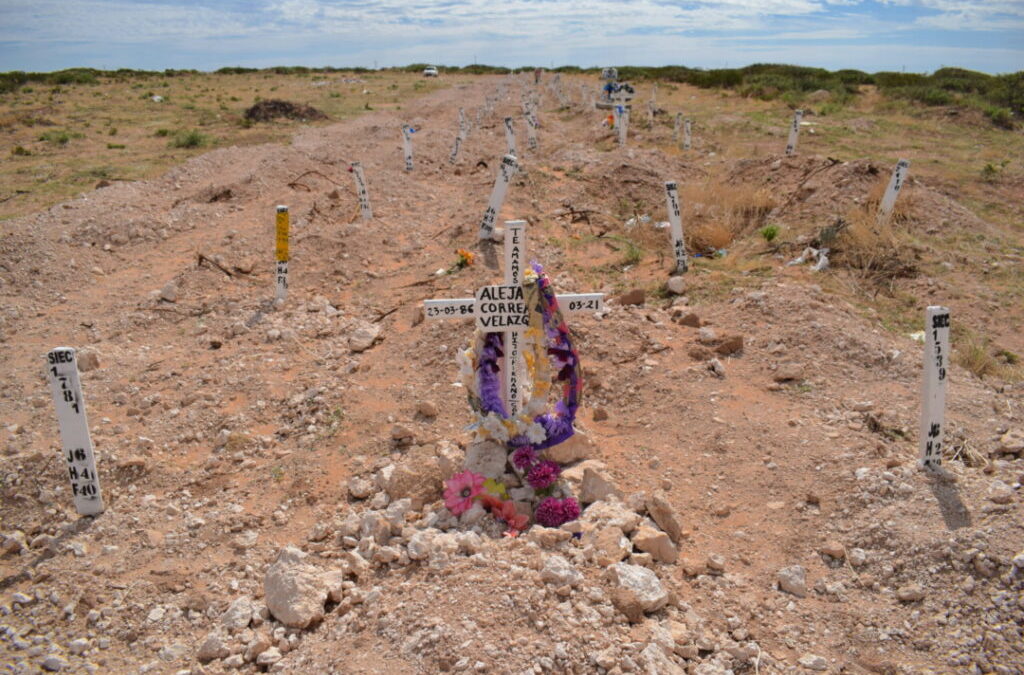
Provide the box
[445,262,582,535]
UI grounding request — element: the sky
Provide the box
[0,0,1022,74]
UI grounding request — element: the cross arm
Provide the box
[424,293,604,321]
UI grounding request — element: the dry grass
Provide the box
[952,329,1022,381]
[829,208,918,292]
[678,181,778,252]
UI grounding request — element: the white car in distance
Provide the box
[423,66,439,77]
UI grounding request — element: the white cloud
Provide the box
[0,0,1020,72]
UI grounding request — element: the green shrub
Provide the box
[985,106,1014,129]
[10,145,30,156]
[169,129,206,148]
[759,225,779,243]
[154,128,171,137]
[106,143,125,149]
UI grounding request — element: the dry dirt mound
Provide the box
[245,100,328,122]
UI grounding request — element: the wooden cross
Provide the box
[424,221,603,417]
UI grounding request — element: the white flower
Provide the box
[524,397,546,416]
[525,422,547,444]
[456,349,473,377]
[481,413,510,442]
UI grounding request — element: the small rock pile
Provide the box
[185,444,773,673]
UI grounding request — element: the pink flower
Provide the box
[512,446,537,470]
[526,460,561,489]
[444,470,485,515]
[561,497,580,522]
[534,497,581,527]
[534,497,564,527]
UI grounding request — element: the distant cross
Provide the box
[424,221,603,416]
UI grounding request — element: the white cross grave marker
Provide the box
[425,221,604,416]
[878,158,910,223]
[919,306,950,469]
[275,205,289,301]
[504,116,517,157]
[350,162,372,221]
[683,119,692,151]
[401,124,414,171]
[785,110,803,156]
[45,348,104,515]
[478,154,518,240]
[665,181,688,273]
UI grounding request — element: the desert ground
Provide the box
[0,69,1022,674]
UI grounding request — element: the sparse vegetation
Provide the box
[38,129,80,145]
[759,224,779,243]
[981,160,1009,183]
[956,333,999,379]
[168,129,207,148]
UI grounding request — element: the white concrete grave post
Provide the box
[878,158,911,223]
[683,119,692,151]
[664,181,688,274]
[350,163,372,221]
[401,124,414,171]
[525,112,538,151]
[673,113,682,143]
[275,205,289,301]
[919,306,951,469]
[451,108,469,163]
[648,100,655,129]
[785,110,803,156]
[424,221,604,416]
[504,116,517,157]
[477,154,519,240]
[45,348,104,515]
[450,129,463,164]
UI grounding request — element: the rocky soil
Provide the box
[0,76,1021,674]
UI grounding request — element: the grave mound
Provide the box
[244,99,328,122]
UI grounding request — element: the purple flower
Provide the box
[560,497,580,522]
[534,497,564,527]
[526,460,561,489]
[476,333,508,418]
[512,446,538,470]
[534,497,580,527]
[532,402,575,450]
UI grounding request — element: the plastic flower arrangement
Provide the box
[444,261,583,533]
[447,248,474,274]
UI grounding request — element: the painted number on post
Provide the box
[478,154,518,239]
[919,307,950,469]
[785,110,803,156]
[351,162,373,221]
[275,205,289,301]
[401,125,414,171]
[665,181,688,273]
[878,158,910,223]
[45,348,104,515]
